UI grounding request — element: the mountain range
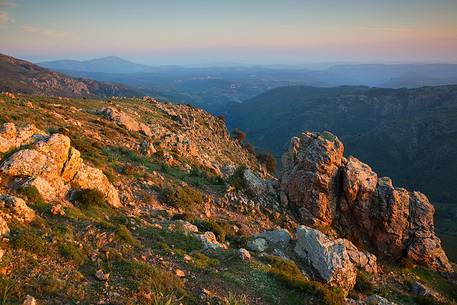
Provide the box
[37,56,457,111]
[39,56,152,74]
[0,53,140,98]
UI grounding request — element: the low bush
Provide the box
[32,275,64,295]
[171,213,197,222]
[71,189,108,208]
[150,291,183,305]
[18,185,45,205]
[256,152,277,175]
[354,271,373,292]
[264,255,344,305]
[0,278,16,305]
[10,228,47,255]
[195,219,227,243]
[60,243,86,265]
[162,185,203,212]
[191,252,220,269]
[115,224,139,246]
[231,128,246,143]
[111,258,183,292]
[228,166,247,191]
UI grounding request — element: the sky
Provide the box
[1,0,457,65]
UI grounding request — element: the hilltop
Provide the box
[0,92,455,305]
[0,53,140,98]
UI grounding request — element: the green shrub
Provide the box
[189,167,224,186]
[150,291,183,305]
[256,152,277,175]
[140,227,202,253]
[71,189,107,207]
[59,243,86,265]
[191,252,220,269]
[115,224,139,245]
[243,142,255,154]
[111,259,183,292]
[195,219,227,243]
[32,275,64,295]
[413,296,446,305]
[10,229,46,255]
[264,256,344,305]
[354,271,373,292]
[228,166,247,191]
[171,213,197,222]
[0,278,16,305]
[162,185,203,212]
[19,185,45,205]
[232,128,246,143]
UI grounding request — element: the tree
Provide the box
[232,128,246,143]
[244,142,255,154]
[257,152,277,174]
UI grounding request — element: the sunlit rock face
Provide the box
[280,131,452,272]
[0,123,120,208]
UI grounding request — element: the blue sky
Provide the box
[1,0,457,65]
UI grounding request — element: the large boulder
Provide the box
[96,107,152,136]
[280,132,343,226]
[195,231,223,251]
[243,169,268,196]
[294,225,357,294]
[0,125,120,208]
[280,131,452,272]
[247,229,291,253]
[72,164,120,208]
[247,237,268,252]
[0,195,35,223]
[0,123,45,153]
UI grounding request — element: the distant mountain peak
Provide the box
[0,53,139,97]
[38,56,151,74]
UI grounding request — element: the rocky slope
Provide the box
[0,53,140,98]
[0,92,455,305]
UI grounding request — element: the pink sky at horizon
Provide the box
[1,0,457,65]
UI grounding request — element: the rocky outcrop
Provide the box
[167,220,199,233]
[71,164,120,208]
[247,237,269,252]
[96,107,152,136]
[0,123,46,153]
[195,231,223,251]
[0,125,120,207]
[280,131,343,226]
[280,131,452,272]
[139,140,156,156]
[0,195,35,223]
[246,226,376,294]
